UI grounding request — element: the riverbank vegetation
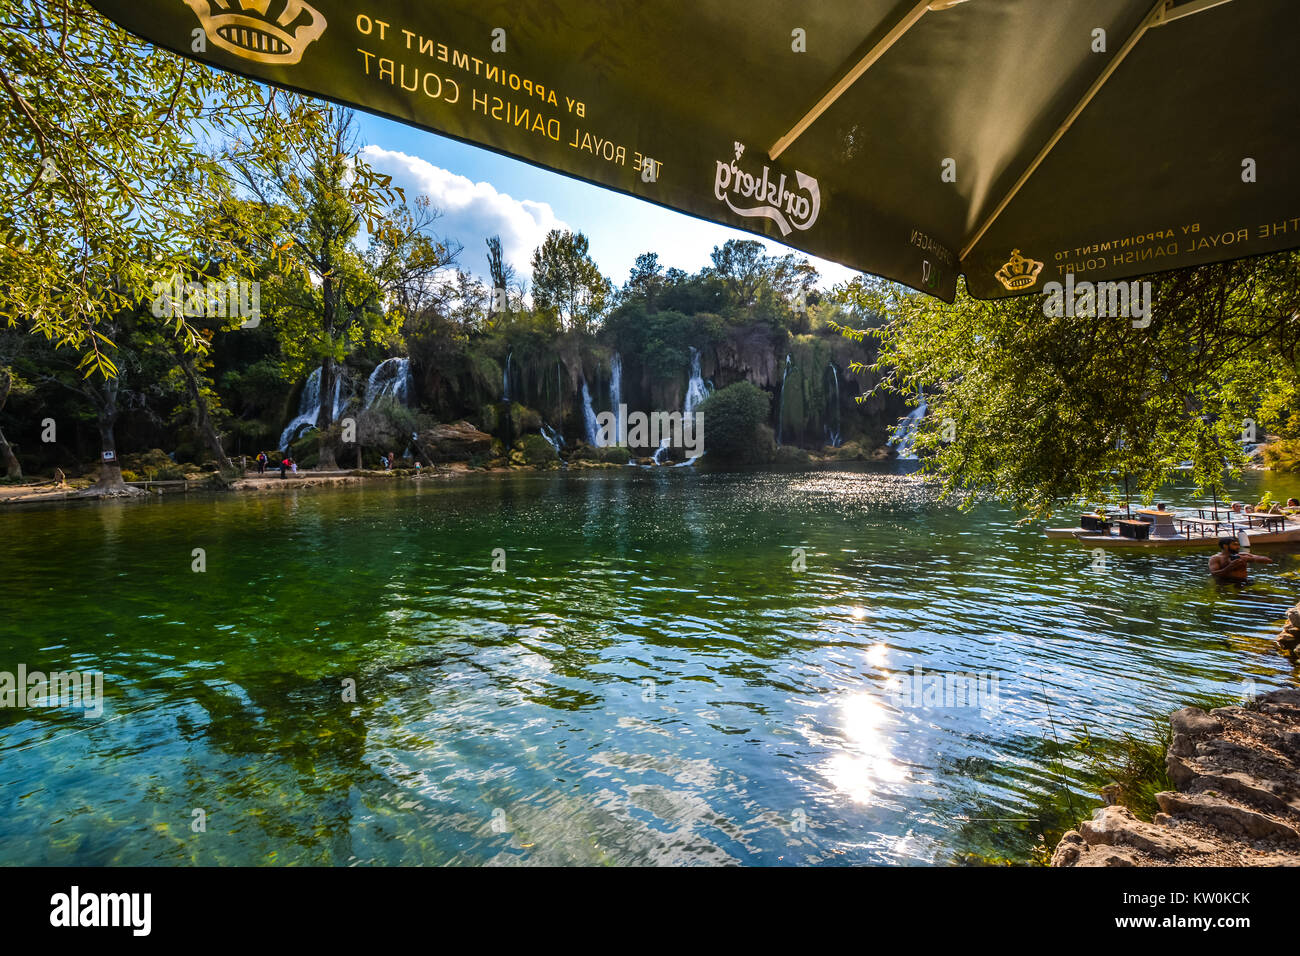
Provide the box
[0,2,908,492]
[835,254,1300,519]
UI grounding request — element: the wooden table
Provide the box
[1242,513,1287,533]
[1134,508,1177,536]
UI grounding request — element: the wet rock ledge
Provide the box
[1052,689,1300,866]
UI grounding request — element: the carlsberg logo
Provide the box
[713,142,820,237]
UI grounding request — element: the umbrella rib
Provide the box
[959,0,1185,263]
[768,0,934,162]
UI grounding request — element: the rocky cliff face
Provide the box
[1053,689,1300,866]
[407,323,912,454]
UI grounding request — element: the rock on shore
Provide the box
[415,422,493,463]
[1052,689,1300,867]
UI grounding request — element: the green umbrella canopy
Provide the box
[88,0,1299,301]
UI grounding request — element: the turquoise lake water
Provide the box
[1,464,1297,865]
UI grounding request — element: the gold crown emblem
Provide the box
[183,0,327,65]
[994,249,1044,291]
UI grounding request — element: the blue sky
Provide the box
[353,112,861,292]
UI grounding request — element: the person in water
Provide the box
[1209,536,1272,581]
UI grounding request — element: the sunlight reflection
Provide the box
[823,692,907,805]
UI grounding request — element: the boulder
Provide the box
[416,422,493,463]
[1170,707,1223,740]
[1166,752,1198,788]
[1155,791,1300,843]
[1078,805,1217,859]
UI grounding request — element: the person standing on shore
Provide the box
[1209,537,1272,581]
[256,451,267,475]
[279,455,287,480]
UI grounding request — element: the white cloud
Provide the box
[360,145,567,284]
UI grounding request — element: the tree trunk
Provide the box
[0,425,19,479]
[85,378,141,496]
[316,355,339,471]
[0,368,19,479]
[176,349,235,479]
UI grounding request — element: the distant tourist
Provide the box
[1209,537,1271,581]
[279,456,287,479]
[414,461,422,473]
[1230,501,1244,513]
[256,451,267,474]
[291,458,298,475]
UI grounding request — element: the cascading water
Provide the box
[540,422,565,451]
[890,385,928,461]
[676,346,710,466]
[610,352,623,436]
[825,363,843,448]
[502,350,513,402]
[684,346,709,417]
[776,354,793,446]
[581,380,604,446]
[364,357,410,408]
[279,367,346,450]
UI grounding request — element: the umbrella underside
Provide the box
[88,0,1300,300]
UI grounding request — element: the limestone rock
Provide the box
[416,422,493,463]
[1155,791,1300,843]
[1167,752,1198,789]
[1054,690,1300,867]
[1078,805,1217,858]
[1050,831,1085,867]
[1170,707,1222,740]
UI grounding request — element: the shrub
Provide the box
[773,444,812,466]
[697,381,772,465]
[596,445,631,464]
[515,433,559,466]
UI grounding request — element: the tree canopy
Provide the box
[833,253,1300,518]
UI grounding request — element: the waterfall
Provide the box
[609,352,623,439]
[364,357,410,408]
[890,386,928,460]
[502,350,513,402]
[825,363,843,447]
[540,422,565,451]
[664,347,710,467]
[581,380,604,446]
[776,354,792,446]
[279,366,346,450]
[684,346,709,416]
